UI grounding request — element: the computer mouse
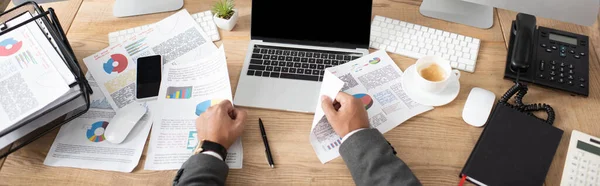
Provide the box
[105,103,147,144]
[462,87,496,127]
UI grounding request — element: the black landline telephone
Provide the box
[505,13,589,96]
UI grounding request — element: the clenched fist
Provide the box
[321,92,370,138]
[195,100,247,149]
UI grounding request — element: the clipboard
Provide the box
[0,1,92,158]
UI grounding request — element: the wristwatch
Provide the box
[193,139,227,161]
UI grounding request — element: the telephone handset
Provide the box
[510,13,536,73]
[504,13,589,96]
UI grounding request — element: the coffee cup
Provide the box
[413,56,460,93]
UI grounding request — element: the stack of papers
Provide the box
[0,12,75,138]
[310,50,433,163]
[44,9,241,172]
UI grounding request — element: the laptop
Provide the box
[233,0,373,113]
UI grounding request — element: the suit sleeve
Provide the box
[173,154,229,186]
[339,129,422,186]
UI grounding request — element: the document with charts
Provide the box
[144,46,243,170]
[310,50,433,163]
[43,74,154,172]
[83,9,217,111]
[43,106,153,172]
[0,17,69,131]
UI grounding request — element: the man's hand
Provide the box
[321,92,370,138]
[195,100,247,149]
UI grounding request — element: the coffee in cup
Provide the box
[413,56,460,93]
[419,63,446,82]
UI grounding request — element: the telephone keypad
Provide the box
[535,28,589,94]
[505,25,589,96]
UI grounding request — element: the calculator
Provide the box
[560,130,600,186]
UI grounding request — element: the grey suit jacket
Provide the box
[173,129,421,186]
[173,154,228,186]
[339,129,422,186]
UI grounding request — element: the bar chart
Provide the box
[165,86,193,99]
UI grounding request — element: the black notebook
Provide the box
[460,84,564,186]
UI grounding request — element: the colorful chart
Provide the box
[353,93,373,110]
[103,54,128,74]
[166,86,193,99]
[369,57,381,64]
[86,121,109,142]
[14,50,48,69]
[326,138,343,150]
[195,99,222,116]
[125,38,149,56]
[0,38,23,56]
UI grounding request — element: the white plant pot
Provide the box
[213,9,238,31]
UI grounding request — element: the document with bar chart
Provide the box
[0,17,69,130]
[145,46,243,170]
[165,86,193,99]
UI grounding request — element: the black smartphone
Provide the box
[136,55,162,101]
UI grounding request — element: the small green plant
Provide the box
[212,0,235,20]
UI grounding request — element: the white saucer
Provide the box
[401,65,460,106]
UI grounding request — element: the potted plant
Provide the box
[212,0,238,31]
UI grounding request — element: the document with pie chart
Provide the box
[145,46,243,170]
[0,16,70,130]
[310,50,433,164]
[83,9,216,111]
[43,106,154,172]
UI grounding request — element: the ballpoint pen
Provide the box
[259,118,275,168]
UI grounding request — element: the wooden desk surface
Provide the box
[0,0,599,185]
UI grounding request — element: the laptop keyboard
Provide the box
[247,45,362,82]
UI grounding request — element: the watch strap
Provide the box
[196,140,227,161]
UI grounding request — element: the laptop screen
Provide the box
[251,0,372,49]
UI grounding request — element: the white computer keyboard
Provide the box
[108,10,220,45]
[370,15,481,72]
[560,130,600,186]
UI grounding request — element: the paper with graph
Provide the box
[144,46,243,170]
[83,9,216,111]
[43,105,153,172]
[310,50,433,163]
[0,16,69,131]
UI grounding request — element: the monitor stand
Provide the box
[419,0,493,29]
[113,0,183,17]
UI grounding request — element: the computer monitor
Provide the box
[113,0,183,17]
[420,0,599,29]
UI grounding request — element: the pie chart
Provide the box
[103,54,128,74]
[195,99,223,116]
[86,121,109,142]
[369,57,381,65]
[353,93,373,110]
[0,38,22,56]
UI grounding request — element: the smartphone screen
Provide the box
[136,55,162,99]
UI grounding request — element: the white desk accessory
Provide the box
[370,15,480,72]
[462,87,495,127]
[104,103,147,144]
[560,130,600,186]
